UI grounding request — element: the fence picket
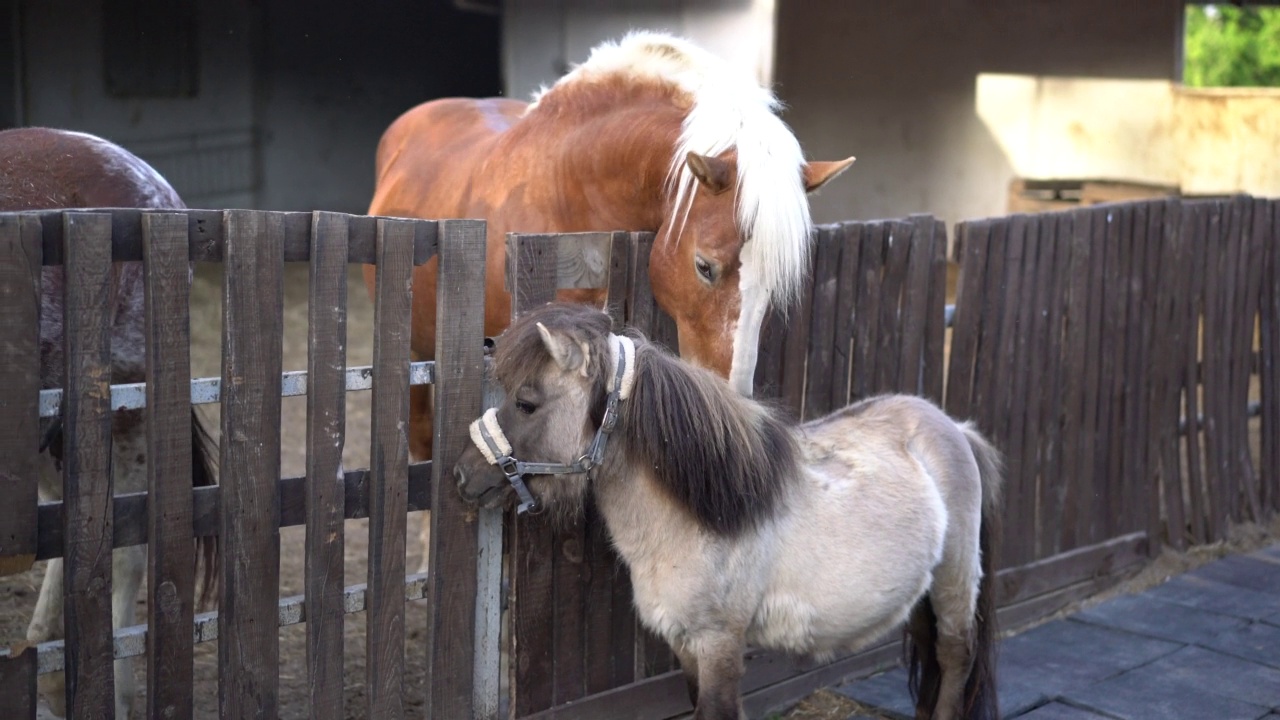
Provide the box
[804,226,841,419]
[142,212,196,719]
[218,209,284,719]
[1262,201,1280,516]
[0,646,36,720]
[425,220,487,719]
[61,212,116,718]
[0,214,40,574]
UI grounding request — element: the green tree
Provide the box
[1184,4,1280,87]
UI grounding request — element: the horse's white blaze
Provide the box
[729,258,769,396]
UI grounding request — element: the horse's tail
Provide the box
[905,422,1003,720]
[192,408,220,609]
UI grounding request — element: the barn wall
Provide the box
[774,0,1184,226]
[501,0,775,102]
[254,1,500,214]
[18,0,257,208]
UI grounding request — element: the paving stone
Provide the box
[1007,619,1182,672]
[1061,660,1270,720]
[1133,645,1280,709]
[1198,621,1280,670]
[1188,555,1280,595]
[1264,611,1280,630]
[833,667,914,720]
[1072,593,1246,645]
[1012,701,1114,719]
[1144,573,1280,621]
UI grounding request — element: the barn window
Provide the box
[103,0,199,98]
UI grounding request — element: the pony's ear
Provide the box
[686,152,733,195]
[803,157,856,193]
[537,322,592,376]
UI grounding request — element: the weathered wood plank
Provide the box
[830,223,862,408]
[507,232,560,716]
[305,211,348,720]
[0,214,40,573]
[1152,200,1189,548]
[851,223,885,404]
[944,220,990,422]
[1056,209,1093,551]
[60,212,116,717]
[218,209,284,719]
[425,219,487,719]
[1020,213,1054,558]
[0,645,36,719]
[141,212,196,719]
[803,226,841,419]
[921,220,947,404]
[780,238,815,417]
[1262,201,1280,515]
[874,220,913,394]
[991,215,1028,564]
[1181,202,1208,544]
[366,218,414,719]
[33,207,438,265]
[1236,198,1265,522]
[1037,212,1073,558]
[898,216,933,398]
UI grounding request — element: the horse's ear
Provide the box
[803,157,856,193]
[537,322,592,376]
[686,152,733,195]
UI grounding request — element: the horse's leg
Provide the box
[110,419,147,719]
[688,631,746,720]
[27,454,66,715]
[411,382,435,574]
[671,640,700,707]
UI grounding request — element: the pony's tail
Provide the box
[906,423,1003,720]
[192,408,220,610]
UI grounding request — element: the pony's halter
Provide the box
[468,334,636,515]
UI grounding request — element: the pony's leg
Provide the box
[411,383,435,575]
[688,631,746,720]
[926,528,982,720]
[671,640,700,707]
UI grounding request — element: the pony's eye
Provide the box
[515,399,537,415]
[694,255,716,283]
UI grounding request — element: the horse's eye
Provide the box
[694,255,716,283]
[515,399,537,415]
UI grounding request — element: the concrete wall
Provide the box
[774,0,1184,226]
[979,75,1280,198]
[20,0,257,207]
[16,0,501,213]
[502,0,775,101]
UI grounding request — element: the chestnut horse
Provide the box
[365,31,853,568]
[0,127,218,719]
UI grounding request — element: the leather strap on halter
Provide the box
[468,333,635,515]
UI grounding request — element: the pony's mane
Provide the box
[496,303,797,535]
[530,31,812,306]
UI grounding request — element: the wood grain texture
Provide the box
[1262,201,1280,515]
[305,211,348,720]
[60,212,116,718]
[0,645,36,719]
[943,220,990,422]
[367,218,415,719]
[425,219,487,719]
[0,214,40,571]
[850,223,884,403]
[33,207,438,266]
[874,220,912,394]
[803,226,840,419]
[505,232,559,717]
[830,223,862,408]
[218,209,284,720]
[141,212,196,719]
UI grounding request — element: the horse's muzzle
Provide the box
[454,463,507,508]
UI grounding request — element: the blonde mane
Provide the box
[531,31,813,306]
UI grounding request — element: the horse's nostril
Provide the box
[453,464,467,488]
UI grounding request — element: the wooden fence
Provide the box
[0,208,488,719]
[0,195,1275,719]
